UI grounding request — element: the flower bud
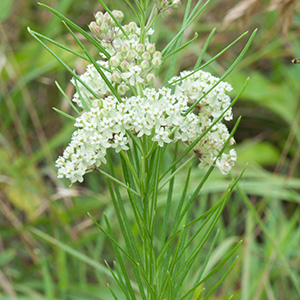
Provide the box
[146,44,156,54]
[141,60,150,70]
[95,11,104,25]
[153,51,162,59]
[111,72,121,83]
[127,49,137,60]
[128,21,137,32]
[146,73,155,84]
[92,99,103,107]
[101,21,109,33]
[121,43,130,53]
[103,12,112,25]
[136,43,145,53]
[152,57,162,68]
[116,51,124,61]
[110,56,120,68]
[112,10,124,23]
[142,51,151,60]
[123,24,131,35]
[120,60,129,71]
[161,0,168,8]
[89,21,101,34]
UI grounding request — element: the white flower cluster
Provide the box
[171,70,233,121]
[89,11,162,88]
[71,61,114,107]
[56,68,237,183]
[170,70,236,174]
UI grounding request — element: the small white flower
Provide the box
[152,127,172,147]
[216,149,237,175]
[122,65,143,86]
[112,133,129,152]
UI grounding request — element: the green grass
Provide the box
[1,0,300,299]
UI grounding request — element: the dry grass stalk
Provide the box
[223,0,261,27]
[223,0,298,36]
[268,0,297,36]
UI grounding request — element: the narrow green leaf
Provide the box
[106,152,147,299]
[186,230,220,300]
[29,29,90,63]
[184,165,247,231]
[107,283,120,300]
[27,27,99,101]
[55,81,80,115]
[122,0,141,22]
[72,76,91,109]
[120,150,140,188]
[194,27,216,70]
[158,155,194,191]
[163,32,198,61]
[104,260,130,299]
[160,142,179,246]
[150,147,163,233]
[38,2,110,58]
[52,107,76,121]
[176,116,242,228]
[131,0,144,16]
[162,0,210,56]
[98,168,140,197]
[62,21,122,103]
[163,0,195,83]
[30,228,111,277]
[184,30,257,115]
[196,288,206,300]
[166,31,249,87]
[172,212,217,297]
[203,256,239,300]
[200,241,242,284]
[88,212,139,269]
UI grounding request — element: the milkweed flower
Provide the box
[55,10,237,184]
[56,72,235,183]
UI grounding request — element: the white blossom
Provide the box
[56,12,237,184]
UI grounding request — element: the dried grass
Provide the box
[223,0,298,36]
[268,0,297,36]
[223,0,261,28]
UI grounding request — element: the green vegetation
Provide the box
[1,0,300,299]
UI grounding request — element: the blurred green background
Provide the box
[1,0,300,299]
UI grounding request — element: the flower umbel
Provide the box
[56,64,236,183]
